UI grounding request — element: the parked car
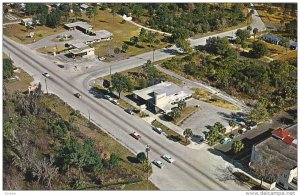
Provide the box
[152,160,165,169]
[161,155,175,163]
[130,132,141,140]
[153,127,163,134]
[220,137,232,144]
[43,72,50,78]
[165,44,173,48]
[74,93,82,99]
[125,109,134,115]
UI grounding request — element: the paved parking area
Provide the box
[179,98,239,137]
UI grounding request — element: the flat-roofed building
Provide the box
[85,30,113,44]
[64,21,93,34]
[133,82,192,113]
[68,42,95,58]
[249,124,297,190]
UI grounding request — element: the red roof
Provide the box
[283,135,295,145]
[272,128,289,139]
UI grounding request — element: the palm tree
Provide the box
[232,141,244,154]
[183,128,193,143]
[229,120,237,132]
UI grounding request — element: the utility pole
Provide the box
[45,78,48,94]
[145,144,151,190]
[88,110,91,123]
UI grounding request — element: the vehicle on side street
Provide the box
[130,132,141,140]
[125,109,134,115]
[43,72,50,78]
[153,127,163,134]
[152,160,165,169]
[161,155,175,163]
[74,93,82,99]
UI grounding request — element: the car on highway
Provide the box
[111,99,119,105]
[152,160,165,169]
[104,94,113,101]
[153,127,163,134]
[125,109,134,115]
[74,93,82,99]
[161,155,175,163]
[43,72,50,78]
[130,132,141,140]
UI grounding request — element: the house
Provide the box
[21,18,33,26]
[80,4,89,12]
[249,125,297,190]
[261,33,282,45]
[133,82,192,114]
[64,21,93,34]
[289,40,297,50]
[68,43,95,58]
[85,30,113,44]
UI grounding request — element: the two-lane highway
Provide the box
[4,36,248,190]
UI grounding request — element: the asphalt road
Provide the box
[3,6,266,190]
[4,36,248,191]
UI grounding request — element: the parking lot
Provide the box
[179,98,240,137]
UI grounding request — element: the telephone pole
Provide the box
[45,78,48,94]
[145,144,151,190]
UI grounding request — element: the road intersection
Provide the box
[3,6,266,190]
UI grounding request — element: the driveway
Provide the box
[180,98,238,137]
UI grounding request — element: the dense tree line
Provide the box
[107,3,248,40]
[3,58,14,79]
[162,38,297,119]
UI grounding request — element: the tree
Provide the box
[111,73,132,98]
[232,141,244,154]
[183,128,193,143]
[205,36,230,56]
[3,58,14,79]
[130,36,139,46]
[86,7,94,22]
[108,153,119,168]
[46,10,61,28]
[175,38,192,54]
[250,41,269,58]
[235,37,242,53]
[142,60,161,85]
[250,103,269,122]
[121,43,129,52]
[114,47,121,55]
[247,26,252,32]
[235,29,250,47]
[137,152,147,163]
[253,28,258,40]
[281,38,289,54]
[73,4,82,20]
[229,120,237,131]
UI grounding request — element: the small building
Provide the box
[249,125,297,190]
[85,30,113,44]
[64,21,93,34]
[289,40,297,50]
[133,82,192,114]
[80,4,89,12]
[21,18,33,26]
[68,43,95,58]
[261,33,282,45]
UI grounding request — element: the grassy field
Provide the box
[79,10,169,62]
[174,106,199,125]
[3,24,65,44]
[254,4,296,25]
[152,120,189,146]
[36,45,68,54]
[193,88,240,111]
[123,180,159,190]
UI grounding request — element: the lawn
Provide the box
[36,45,68,55]
[3,23,65,44]
[152,120,189,146]
[123,180,159,190]
[174,106,199,125]
[78,10,169,62]
[193,88,240,111]
[4,69,33,94]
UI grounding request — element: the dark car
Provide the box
[74,93,82,99]
[125,109,134,115]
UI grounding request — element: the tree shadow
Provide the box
[161,48,180,55]
[278,117,294,125]
[127,156,140,164]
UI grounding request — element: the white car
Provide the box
[111,99,119,105]
[152,160,165,169]
[161,155,175,163]
[43,72,50,78]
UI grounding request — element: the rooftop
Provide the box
[71,42,90,49]
[80,4,89,9]
[64,21,92,30]
[133,82,192,101]
[261,33,282,42]
[255,124,297,171]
